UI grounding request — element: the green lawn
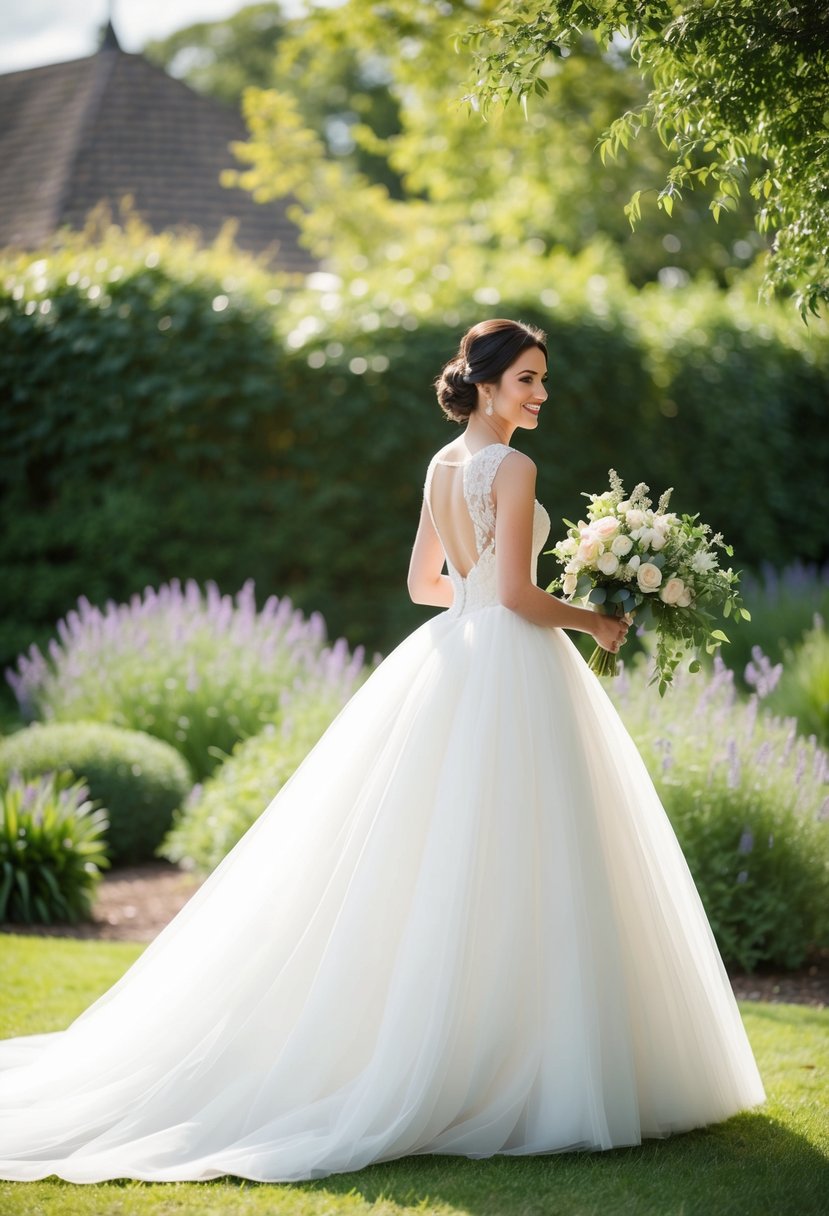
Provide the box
[0,935,827,1216]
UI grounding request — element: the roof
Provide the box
[0,26,312,271]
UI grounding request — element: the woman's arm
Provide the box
[407,499,454,608]
[493,453,628,650]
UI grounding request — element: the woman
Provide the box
[0,318,764,1184]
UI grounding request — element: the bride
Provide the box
[0,318,764,1184]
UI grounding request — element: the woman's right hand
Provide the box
[591,611,630,654]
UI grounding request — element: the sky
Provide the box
[0,1,303,75]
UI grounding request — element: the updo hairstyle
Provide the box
[435,318,547,423]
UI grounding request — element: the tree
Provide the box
[144,2,403,196]
[226,0,761,288]
[461,0,829,317]
[144,3,288,107]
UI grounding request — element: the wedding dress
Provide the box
[0,443,764,1183]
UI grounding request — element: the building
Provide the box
[0,22,311,270]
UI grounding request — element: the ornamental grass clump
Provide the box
[611,653,829,972]
[0,772,109,925]
[6,579,369,782]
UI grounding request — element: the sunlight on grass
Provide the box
[0,935,827,1216]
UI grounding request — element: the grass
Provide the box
[0,935,827,1216]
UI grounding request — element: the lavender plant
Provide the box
[5,580,369,782]
[728,560,829,681]
[0,772,109,925]
[611,653,829,970]
[160,717,326,874]
[767,619,829,746]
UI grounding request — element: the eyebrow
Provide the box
[517,367,544,374]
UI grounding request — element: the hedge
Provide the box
[1,228,827,668]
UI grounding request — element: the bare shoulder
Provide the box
[496,449,537,489]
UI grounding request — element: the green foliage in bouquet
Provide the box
[0,772,109,925]
[0,722,192,866]
[548,471,750,692]
[612,656,829,971]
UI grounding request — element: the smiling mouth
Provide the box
[523,403,541,415]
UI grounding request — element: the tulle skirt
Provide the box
[0,607,764,1182]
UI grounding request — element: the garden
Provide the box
[1,0,828,1210]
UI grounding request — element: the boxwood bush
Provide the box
[0,722,192,865]
[0,771,109,925]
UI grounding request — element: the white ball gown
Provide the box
[0,443,764,1184]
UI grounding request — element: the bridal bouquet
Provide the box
[546,470,749,693]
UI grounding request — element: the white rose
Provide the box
[577,538,600,563]
[617,500,631,513]
[659,576,685,605]
[611,534,633,557]
[597,552,619,576]
[677,588,693,607]
[637,562,663,592]
[562,573,578,596]
[649,530,667,552]
[592,516,620,541]
[626,509,647,529]
[626,555,641,573]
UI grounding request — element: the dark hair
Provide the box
[435,318,547,423]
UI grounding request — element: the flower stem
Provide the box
[588,645,618,679]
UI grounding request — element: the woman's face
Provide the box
[485,345,548,430]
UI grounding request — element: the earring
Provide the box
[485,398,494,416]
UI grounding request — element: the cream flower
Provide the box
[626,508,647,529]
[659,577,685,605]
[597,552,619,576]
[611,534,633,557]
[592,516,620,541]
[677,588,693,607]
[637,562,663,592]
[562,573,578,596]
[577,538,600,563]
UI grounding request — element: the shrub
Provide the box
[0,772,108,924]
[160,724,316,874]
[0,722,192,866]
[612,655,829,971]
[6,579,369,782]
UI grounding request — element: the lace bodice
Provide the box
[425,444,551,617]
